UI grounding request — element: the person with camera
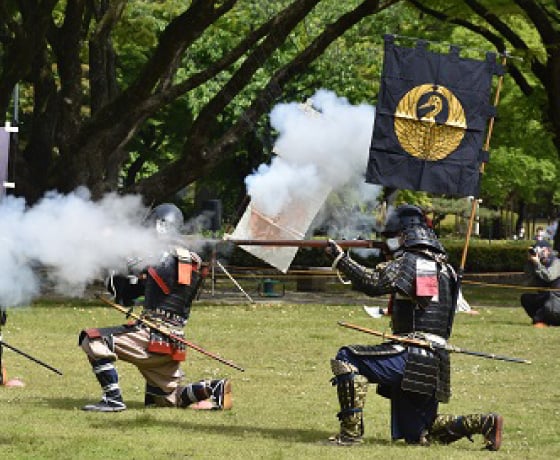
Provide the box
[521,240,560,327]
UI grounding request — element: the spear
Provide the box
[338,321,531,364]
[96,295,245,372]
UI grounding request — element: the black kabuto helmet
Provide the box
[382,204,445,253]
[146,203,184,235]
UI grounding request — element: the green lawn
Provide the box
[0,286,556,459]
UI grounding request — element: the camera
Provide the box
[528,247,538,256]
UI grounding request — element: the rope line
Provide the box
[461,279,558,292]
[207,265,557,292]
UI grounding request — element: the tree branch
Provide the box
[463,0,547,82]
[132,0,399,200]
[146,10,279,111]
[0,0,58,117]
[49,0,87,145]
[89,0,126,112]
[513,0,560,48]
[127,0,236,98]
[185,0,323,146]
[407,0,536,96]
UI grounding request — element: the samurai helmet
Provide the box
[146,203,184,235]
[382,204,445,254]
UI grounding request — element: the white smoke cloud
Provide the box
[0,187,169,307]
[245,89,383,238]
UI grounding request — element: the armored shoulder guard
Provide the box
[143,249,205,325]
[393,252,435,308]
[391,256,458,339]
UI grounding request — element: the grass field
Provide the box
[0,281,558,459]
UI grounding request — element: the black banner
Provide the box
[366,35,500,197]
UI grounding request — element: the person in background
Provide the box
[325,204,503,450]
[546,219,558,241]
[534,226,547,242]
[78,203,232,412]
[521,240,560,328]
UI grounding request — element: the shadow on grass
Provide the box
[107,418,395,447]
[41,397,393,446]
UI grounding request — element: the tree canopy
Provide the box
[0,0,559,226]
[0,0,398,207]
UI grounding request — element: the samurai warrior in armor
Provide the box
[79,203,232,412]
[325,204,503,450]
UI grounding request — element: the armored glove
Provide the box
[326,239,347,271]
[326,239,344,258]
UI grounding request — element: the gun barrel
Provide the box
[0,340,63,375]
[227,239,386,249]
[448,346,532,364]
[338,321,532,364]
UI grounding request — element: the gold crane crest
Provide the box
[394,84,467,161]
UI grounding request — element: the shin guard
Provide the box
[428,413,503,451]
[82,358,126,412]
[178,379,233,410]
[91,358,123,402]
[178,380,212,408]
[330,359,369,443]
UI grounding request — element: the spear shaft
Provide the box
[0,339,63,375]
[96,295,245,372]
[337,321,531,365]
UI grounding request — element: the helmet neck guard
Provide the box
[401,225,445,253]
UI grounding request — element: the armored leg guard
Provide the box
[428,413,503,451]
[178,379,233,410]
[82,358,126,412]
[328,359,369,446]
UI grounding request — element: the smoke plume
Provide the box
[0,187,168,307]
[245,89,383,239]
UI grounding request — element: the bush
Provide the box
[443,239,529,272]
[222,239,532,273]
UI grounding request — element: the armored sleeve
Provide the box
[105,271,145,306]
[335,254,401,297]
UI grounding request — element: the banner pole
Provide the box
[460,54,508,271]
